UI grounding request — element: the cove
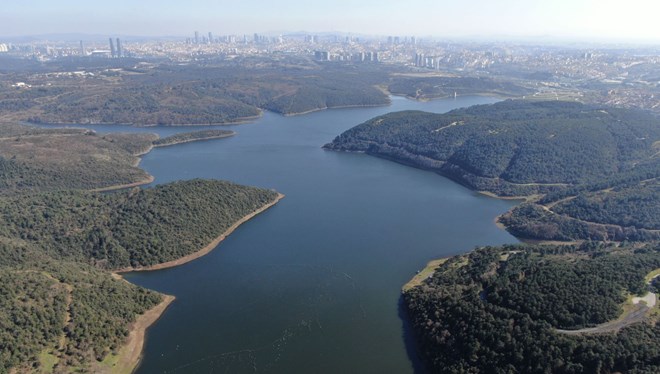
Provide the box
[76,96,519,373]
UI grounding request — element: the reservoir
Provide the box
[76,96,519,373]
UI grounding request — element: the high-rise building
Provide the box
[208,32,213,44]
[109,38,116,58]
[314,51,329,61]
[116,38,122,58]
[79,40,85,56]
[194,31,199,44]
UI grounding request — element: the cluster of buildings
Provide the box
[0,32,427,63]
[314,50,379,63]
[83,38,124,58]
[2,34,659,90]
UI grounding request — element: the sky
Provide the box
[1,0,660,42]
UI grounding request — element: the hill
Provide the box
[0,123,283,372]
[325,100,660,241]
[403,243,660,373]
[325,100,660,197]
[0,123,154,193]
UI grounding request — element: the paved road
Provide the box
[556,293,655,335]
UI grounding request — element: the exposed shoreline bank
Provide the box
[95,294,175,374]
[281,102,390,117]
[402,258,449,292]
[151,131,236,148]
[107,192,284,373]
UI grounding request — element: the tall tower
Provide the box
[109,38,116,58]
[116,38,122,58]
[79,40,85,56]
[208,32,213,44]
[194,31,199,44]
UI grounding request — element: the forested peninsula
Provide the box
[0,123,281,373]
[325,100,660,241]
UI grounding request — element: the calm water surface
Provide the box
[76,96,519,373]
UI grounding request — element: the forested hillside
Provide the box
[0,122,282,372]
[0,241,162,372]
[0,60,391,125]
[0,124,152,193]
[403,244,660,373]
[499,160,660,241]
[325,100,660,241]
[0,179,279,372]
[0,179,279,269]
[388,76,532,100]
[325,100,660,196]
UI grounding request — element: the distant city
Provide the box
[1,32,659,112]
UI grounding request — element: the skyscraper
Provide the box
[116,38,122,58]
[194,31,199,44]
[79,40,85,56]
[208,32,213,44]
[109,38,116,58]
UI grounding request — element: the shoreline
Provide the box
[151,132,236,148]
[116,192,284,273]
[402,258,449,292]
[106,192,284,372]
[25,113,262,128]
[282,102,390,117]
[95,294,175,374]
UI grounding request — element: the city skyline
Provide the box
[2,0,660,43]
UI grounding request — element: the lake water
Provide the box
[72,96,519,373]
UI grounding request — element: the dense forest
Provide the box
[552,180,659,230]
[0,59,393,125]
[388,76,532,100]
[0,178,279,372]
[403,243,660,373]
[0,241,162,372]
[0,121,282,372]
[0,179,279,269]
[0,57,537,126]
[0,124,153,193]
[499,161,659,241]
[325,100,660,241]
[325,100,660,196]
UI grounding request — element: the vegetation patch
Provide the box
[403,243,660,373]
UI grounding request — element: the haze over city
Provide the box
[2,0,660,42]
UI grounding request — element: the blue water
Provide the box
[69,96,518,373]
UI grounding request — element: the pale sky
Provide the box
[2,0,659,42]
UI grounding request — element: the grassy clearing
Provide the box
[37,350,58,373]
[402,258,448,291]
[95,352,124,374]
